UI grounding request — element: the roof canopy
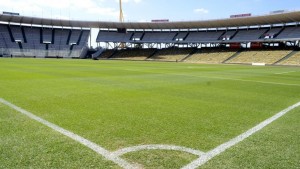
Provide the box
[0,11,300,29]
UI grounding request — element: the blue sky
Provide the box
[1,0,300,22]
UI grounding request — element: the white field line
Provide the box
[112,144,205,157]
[275,71,297,75]
[2,97,300,169]
[182,101,300,169]
[0,98,137,169]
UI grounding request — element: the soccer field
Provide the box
[0,58,300,169]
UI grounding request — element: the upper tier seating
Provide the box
[97,31,133,42]
[42,28,53,43]
[48,29,70,57]
[131,32,144,40]
[74,30,90,49]
[141,32,177,43]
[231,29,267,41]
[71,30,90,58]
[174,32,188,41]
[276,27,300,39]
[185,31,224,42]
[95,26,300,43]
[264,28,282,38]
[0,25,19,49]
[0,25,21,56]
[10,25,24,42]
[69,30,81,44]
[22,27,46,57]
[220,31,237,40]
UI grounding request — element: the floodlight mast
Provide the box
[119,0,124,22]
[119,0,125,49]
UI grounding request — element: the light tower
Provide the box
[119,0,124,22]
[119,0,125,48]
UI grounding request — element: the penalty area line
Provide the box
[182,101,300,169]
[0,98,137,169]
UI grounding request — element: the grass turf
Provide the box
[0,58,299,168]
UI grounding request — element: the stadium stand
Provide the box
[48,29,69,57]
[185,49,237,64]
[99,49,117,59]
[141,32,177,43]
[0,24,89,58]
[92,48,105,59]
[22,27,46,57]
[148,48,193,62]
[226,50,292,65]
[10,25,24,42]
[0,24,21,56]
[130,32,144,41]
[97,31,133,42]
[1,11,300,65]
[220,31,237,40]
[276,27,300,40]
[185,31,224,42]
[277,51,300,66]
[42,28,53,44]
[69,30,81,45]
[110,48,156,60]
[174,32,189,41]
[230,29,267,42]
[263,28,282,39]
[72,30,90,58]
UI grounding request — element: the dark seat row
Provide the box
[96,26,300,43]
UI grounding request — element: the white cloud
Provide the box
[194,8,209,14]
[0,0,119,20]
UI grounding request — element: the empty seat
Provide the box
[141,32,177,43]
[131,32,144,41]
[185,31,224,42]
[264,28,282,38]
[10,26,24,42]
[149,48,193,61]
[231,29,267,41]
[0,24,90,58]
[276,27,300,39]
[42,28,53,43]
[96,31,132,42]
[69,30,81,44]
[174,32,188,41]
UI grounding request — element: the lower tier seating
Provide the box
[185,49,237,64]
[226,50,292,65]
[278,51,300,66]
[99,50,116,59]
[110,48,156,60]
[148,48,193,61]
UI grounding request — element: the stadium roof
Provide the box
[0,10,300,29]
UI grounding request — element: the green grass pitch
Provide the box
[0,58,299,169]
